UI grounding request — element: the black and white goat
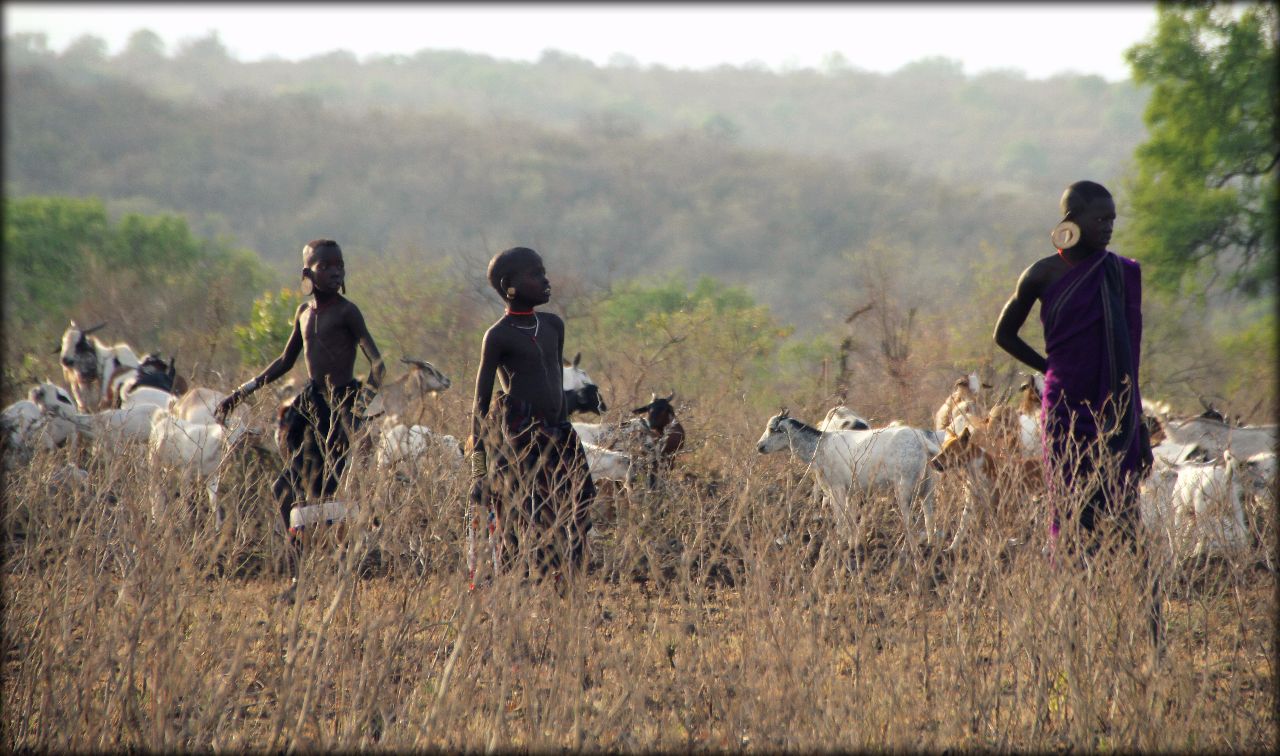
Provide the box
[59,321,140,412]
[563,352,607,416]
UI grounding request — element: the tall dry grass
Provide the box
[3,379,1275,752]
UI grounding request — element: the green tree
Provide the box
[234,287,304,365]
[1122,1,1278,296]
[2,195,274,384]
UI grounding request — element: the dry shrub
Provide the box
[3,383,1275,752]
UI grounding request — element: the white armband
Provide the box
[238,377,260,395]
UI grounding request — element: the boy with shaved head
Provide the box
[467,246,595,587]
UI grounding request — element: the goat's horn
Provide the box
[666,391,676,402]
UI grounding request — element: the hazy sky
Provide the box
[5,3,1160,81]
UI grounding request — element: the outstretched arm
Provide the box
[216,306,304,422]
[993,266,1049,374]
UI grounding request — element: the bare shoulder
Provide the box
[539,311,566,330]
[1019,254,1068,297]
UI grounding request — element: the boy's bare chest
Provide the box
[301,306,354,353]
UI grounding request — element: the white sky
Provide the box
[5,2,1160,81]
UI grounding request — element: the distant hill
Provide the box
[3,33,1149,327]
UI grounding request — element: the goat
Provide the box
[374,418,463,472]
[116,352,189,397]
[172,387,230,425]
[29,380,161,448]
[58,321,140,412]
[1014,374,1045,457]
[928,424,1044,550]
[1140,450,1253,561]
[25,381,92,451]
[361,357,451,423]
[934,372,991,435]
[120,386,176,413]
[818,405,870,432]
[148,407,252,528]
[1158,413,1276,461]
[628,392,686,489]
[581,441,634,484]
[563,352,607,416]
[2,399,44,467]
[756,409,937,550]
[571,418,647,449]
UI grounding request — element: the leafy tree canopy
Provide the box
[1122,1,1277,297]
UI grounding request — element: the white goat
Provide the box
[581,441,634,484]
[756,409,937,548]
[1158,413,1276,461]
[148,407,249,527]
[29,380,160,447]
[26,381,92,450]
[120,386,175,413]
[374,419,463,472]
[572,418,648,449]
[172,387,231,425]
[1140,450,1252,561]
[563,352,608,416]
[59,321,140,412]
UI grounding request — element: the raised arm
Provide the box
[347,304,385,391]
[993,266,1049,374]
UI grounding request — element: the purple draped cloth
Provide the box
[1040,251,1143,535]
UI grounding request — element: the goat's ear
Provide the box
[572,352,581,368]
[779,407,789,419]
[631,405,649,414]
[960,426,972,443]
[84,321,107,334]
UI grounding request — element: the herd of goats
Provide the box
[2,321,1276,570]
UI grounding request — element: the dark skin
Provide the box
[470,252,566,445]
[216,246,384,422]
[993,196,1116,372]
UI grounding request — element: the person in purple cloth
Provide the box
[994,180,1153,545]
[994,180,1160,647]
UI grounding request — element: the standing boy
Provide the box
[216,239,385,540]
[467,246,595,585]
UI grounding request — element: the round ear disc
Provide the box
[1051,220,1081,250]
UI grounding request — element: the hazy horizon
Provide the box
[5,3,1159,81]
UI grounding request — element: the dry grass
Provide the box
[3,391,1276,752]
